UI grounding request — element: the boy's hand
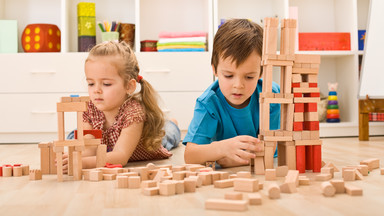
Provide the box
[219,135,260,165]
[55,153,68,174]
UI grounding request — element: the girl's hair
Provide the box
[86,41,165,151]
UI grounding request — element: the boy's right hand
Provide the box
[218,135,261,165]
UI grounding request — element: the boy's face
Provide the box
[213,51,261,109]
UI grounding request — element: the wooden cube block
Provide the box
[159,181,176,196]
[184,178,197,192]
[141,180,157,188]
[90,170,103,182]
[234,178,259,192]
[330,180,345,194]
[128,176,141,189]
[265,169,276,181]
[343,169,355,181]
[21,165,30,176]
[188,175,203,188]
[225,192,243,200]
[117,176,129,188]
[175,180,184,194]
[198,172,212,185]
[142,187,159,196]
[205,199,248,211]
[298,176,310,185]
[103,174,116,180]
[248,193,262,205]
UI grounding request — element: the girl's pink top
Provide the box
[83,99,172,161]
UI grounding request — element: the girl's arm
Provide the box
[82,121,144,169]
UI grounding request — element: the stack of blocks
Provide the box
[253,17,322,175]
[49,96,106,181]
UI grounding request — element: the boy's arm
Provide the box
[82,122,143,169]
[184,136,260,167]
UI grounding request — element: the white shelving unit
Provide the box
[0,0,382,142]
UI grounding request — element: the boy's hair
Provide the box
[86,41,165,152]
[211,19,263,73]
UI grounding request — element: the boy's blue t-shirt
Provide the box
[183,79,280,145]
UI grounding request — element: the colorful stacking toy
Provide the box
[326,83,340,123]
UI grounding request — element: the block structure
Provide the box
[252,17,322,174]
[52,96,105,181]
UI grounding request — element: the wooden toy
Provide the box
[29,169,42,180]
[268,183,281,199]
[315,173,332,181]
[214,179,234,188]
[236,171,251,178]
[265,169,276,180]
[360,158,380,171]
[280,170,299,193]
[345,184,363,196]
[117,176,129,188]
[3,165,12,177]
[343,169,356,181]
[205,199,248,211]
[184,178,197,192]
[321,182,336,197]
[21,24,61,52]
[13,166,23,177]
[224,192,243,200]
[103,174,117,180]
[128,176,141,189]
[159,181,176,196]
[326,83,340,123]
[298,176,310,185]
[330,180,345,194]
[141,180,157,188]
[233,178,259,192]
[90,170,103,182]
[142,187,159,196]
[248,193,262,205]
[77,2,96,52]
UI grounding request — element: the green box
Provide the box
[78,16,96,36]
[0,20,18,53]
[101,32,119,42]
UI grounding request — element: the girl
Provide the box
[65,41,180,170]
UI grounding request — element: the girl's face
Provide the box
[85,56,135,115]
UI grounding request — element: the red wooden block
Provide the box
[304,121,319,131]
[294,93,302,98]
[304,103,317,112]
[327,114,340,119]
[309,83,318,87]
[304,92,320,98]
[292,83,300,88]
[313,145,322,172]
[299,32,351,51]
[305,145,313,170]
[293,122,303,131]
[75,129,103,139]
[0,166,2,176]
[296,146,306,173]
[21,24,61,52]
[295,103,304,112]
[105,163,123,168]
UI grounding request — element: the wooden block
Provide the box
[3,166,12,177]
[159,181,176,196]
[293,131,302,140]
[205,199,248,211]
[276,166,289,177]
[29,169,42,180]
[301,131,311,140]
[316,173,332,181]
[57,101,87,112]
[198,172,212,185]
[184,178,197,192]
[345,184,363,196]
[323,162,339,172]
[142,187,159,196]
[268,183,280,199]
[381,168,384,175]
[12,166,22,177]
[225,192,243,200]
[265,169,276,181]
[96,144,107,168]
[82,169,93,181]
[292,73,302,83]
[229,174,238,179]
[254,156,265,175]
[73,151,82,181]
[298,176,310,185]
[141,180,157,188]
[90,170,103,182]
[294,113,304,122]
[172,165,186,172]
[310,131,320,140]
[175,180,184,194]
[21,165,29,176]
[248,193,262,205]
[103,174,117,180]
[217,171,229,180]
[321,181,336,197]
[186,164,205,172]
[117,176,129,188]
[214,179,234,188]
[330,180,345,194]
[357,165,369,176]
[39,143,50,174]
[360,158,380,171]
[173,171,186,180]
[128,176,141,189]
[234,178,259,192]
[355,169,364,180]
[321,167,334,178]
[236,171,251,179]
[188,175,203,188]
[343,169,356,181]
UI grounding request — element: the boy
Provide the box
[183,19,280,167]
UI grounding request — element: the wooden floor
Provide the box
[0,136,384,216]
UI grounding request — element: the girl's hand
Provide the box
[55,153,69,174]
[218,135,260,165]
